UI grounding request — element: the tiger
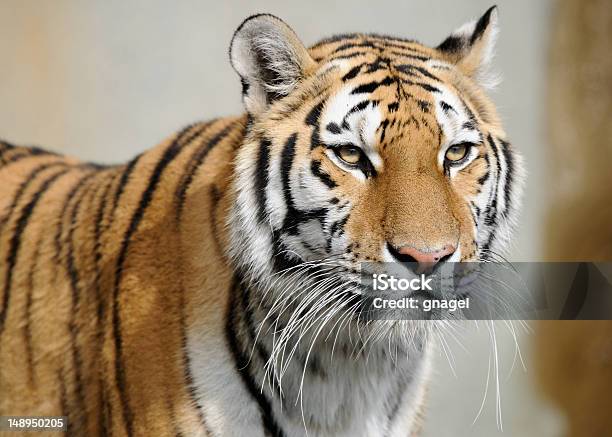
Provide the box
[0,6,523,437]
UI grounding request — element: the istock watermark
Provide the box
[369,272,471,314]
[371,273,433,292]
[357,262,612,320]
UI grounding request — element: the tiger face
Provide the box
[229,8,523,297]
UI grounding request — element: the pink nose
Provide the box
[392,244,456,274]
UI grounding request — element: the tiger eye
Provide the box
[336,145,362,165]
[445,144,470,162]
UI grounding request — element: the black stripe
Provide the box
[417,100,430,113]
[365,57,390,74]
[94,173,116,333]
[176,123,232,219]
[331,51,371,61]
[240,78,250,96]
[25,145,58,156]
[326,122,342,134]
[208,185,224,256]
[310,160,337,188]
[255,139,272,224]
[499,139,515,216]
[325,213,351,249]
[341,64,362,81]
[109,153,143,222]
[305,101,325,127]
[288,207,327,236]
[225,279,285,437]
[415,83,440,93]
[477,170,490,186]
[332,40,378,54]
[470,201,482,229]
[0,148,24,164]
[0,146,64,169]
[440,101,457,115]
[395,64,440,82]
[341,100,371,129]
[281,134,298,199]
[306,100,326,151]
[0,162,66,230]
[112,126,194,436]
[351,76,394,95]
[24,232,44,387]
[236,274,273,371]
[91,172,115,437]
[51,171,98,424]
[482,135,503,251]
[370,38,422,52]
[271,231,300,273]
[488,134,503,197]
[1,151,39,165]
[469,203,479,228]
[330,214,349,237]
[412,66,440,81]
[389,51,430,62]
[379,119,390,143]
[458,95,477,123]
[0,168,69,337]
[310,33,360,49]
[53,171,97,272]
[65,172,98,428]
[463,120,476,130]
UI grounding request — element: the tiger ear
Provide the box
[436,6,500,89]
[230,14,316,115]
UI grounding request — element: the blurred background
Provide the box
[0,0,610,435]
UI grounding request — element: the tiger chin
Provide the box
[0,6,523,437]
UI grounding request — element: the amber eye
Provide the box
[335,145,363,165]
[444,143,471,163]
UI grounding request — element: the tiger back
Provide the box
[0,118,246,435]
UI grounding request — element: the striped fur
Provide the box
[0,7,523,437]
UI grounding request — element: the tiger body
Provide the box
[0,7,523,437]
[0,118,246,436]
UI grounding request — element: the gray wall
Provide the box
[0,1,560,435]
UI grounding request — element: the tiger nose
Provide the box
[388,243,456,274]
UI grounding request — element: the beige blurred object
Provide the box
[537,0,612,436]
[544,0,612,259]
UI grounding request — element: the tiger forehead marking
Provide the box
[314,41,488,170]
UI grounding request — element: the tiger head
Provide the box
[228,7,524,306]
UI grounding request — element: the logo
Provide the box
[372,273,433,292]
